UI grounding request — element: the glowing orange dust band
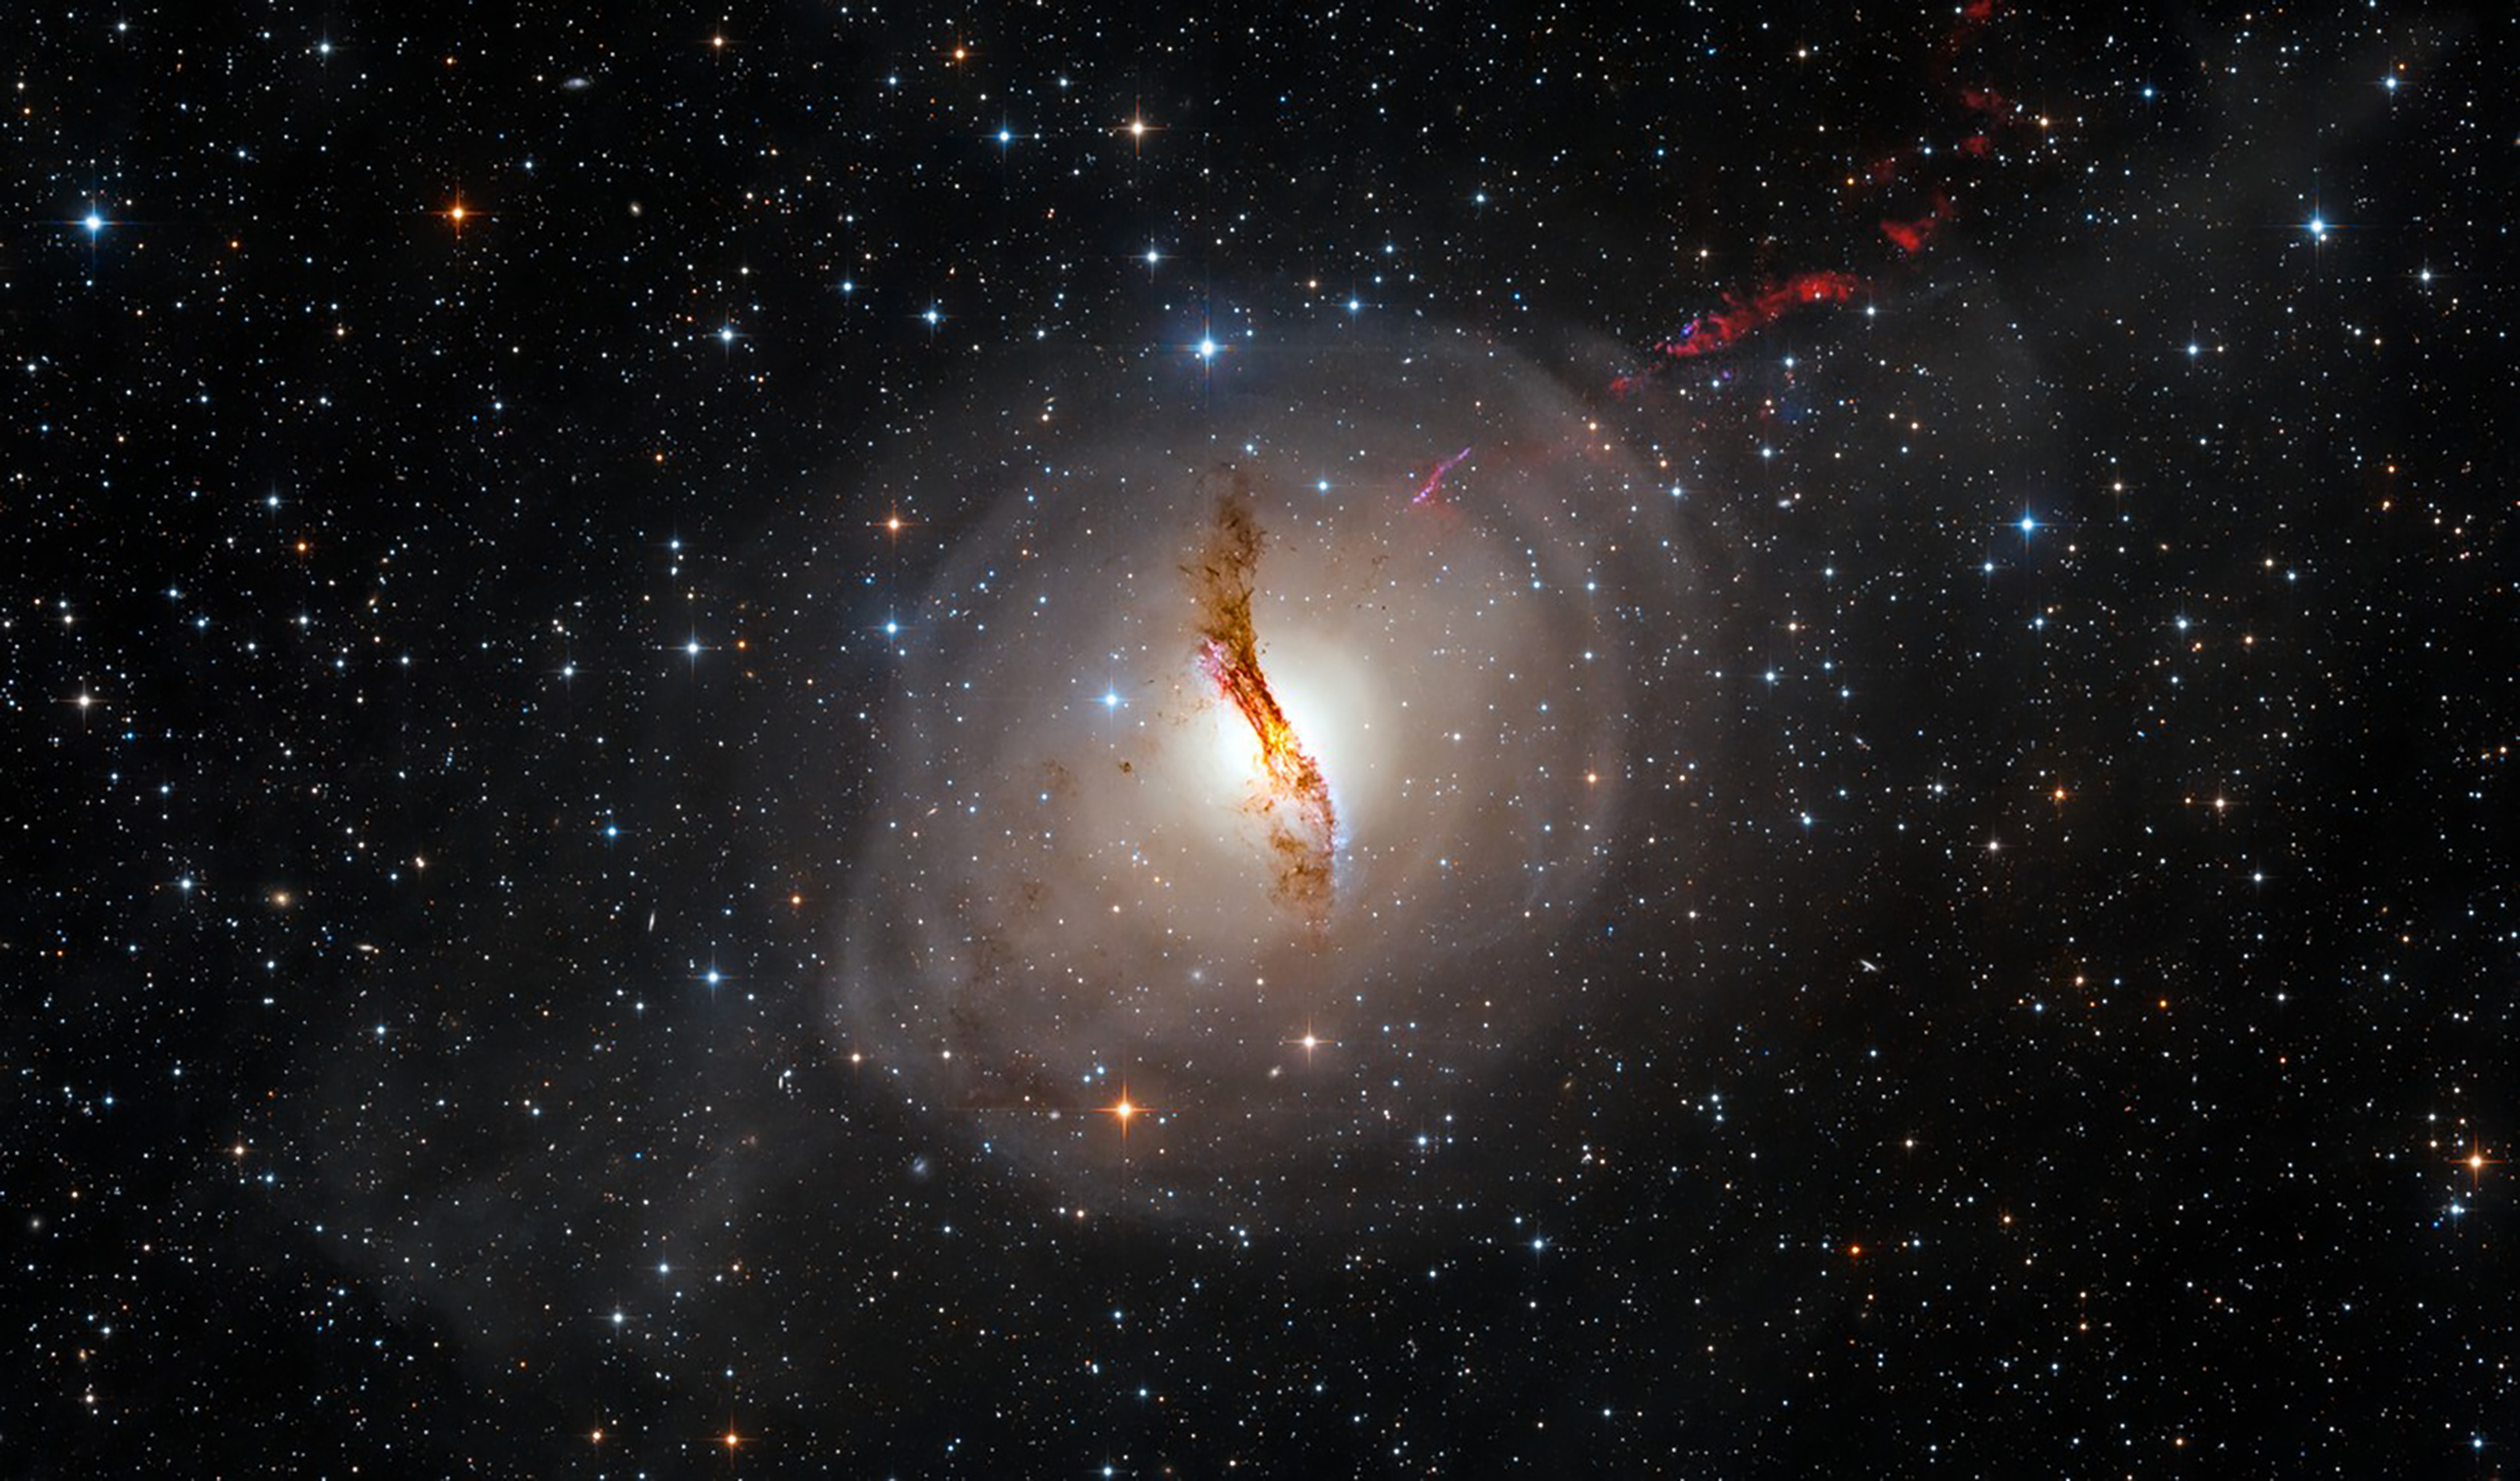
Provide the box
[1186,478,1338,936]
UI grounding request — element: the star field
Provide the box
[5,3,2511,1475]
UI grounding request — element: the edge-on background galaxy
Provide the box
[836,337,1675,1220]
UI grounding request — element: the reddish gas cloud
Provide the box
[1881,189,1956,253]
[1612,272,1867,394]
[1613,4,2033,391]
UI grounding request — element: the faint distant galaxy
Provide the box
[834,335,1691,1220]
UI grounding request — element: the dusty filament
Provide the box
[1186,479,1338,935]
[1198,635,1336,934]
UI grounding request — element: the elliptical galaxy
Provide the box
[838,338,1669,1219]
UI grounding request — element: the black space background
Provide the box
[6,3,2511,1475]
